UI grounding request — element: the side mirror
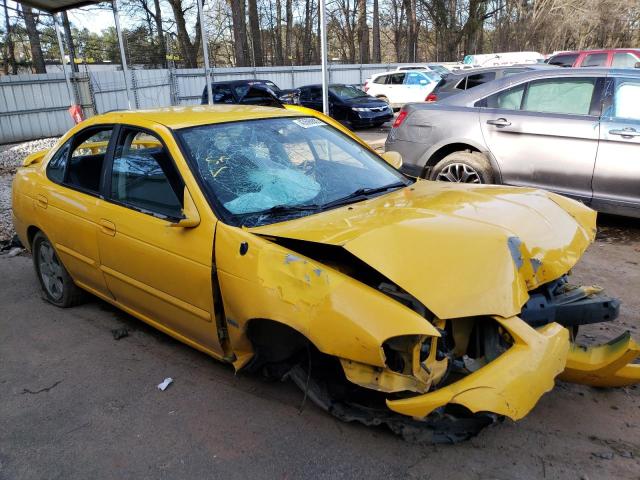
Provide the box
[380,151,403,170]
[170,187,201,228]
[419,79,428,85]
[635,62,640,69]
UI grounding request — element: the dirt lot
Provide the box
[1,131,639,479]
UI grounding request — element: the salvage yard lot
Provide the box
[0,134,639,479]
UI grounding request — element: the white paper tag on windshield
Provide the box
[293,118,325,128]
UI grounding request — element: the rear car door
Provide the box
[591,75,640,217]
[479,76,602,202]
[95,125,225,355]
[37,126,114,298]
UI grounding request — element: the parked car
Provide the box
[395,64,451,75]
[363,70,441,107]
[547,49,640,68]
[12,104,639,442]
[297,83,393,128]
[425,64,555,103]
[386,68,640,218]
[201,79,299,105]
[462,51,544,67]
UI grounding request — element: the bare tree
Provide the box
[247,0,263,65]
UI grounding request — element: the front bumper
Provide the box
[387,317,570,421]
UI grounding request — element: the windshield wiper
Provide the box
[320,181,408,209]
[252,203,321,217]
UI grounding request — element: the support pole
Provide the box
[112,0,133,109]
[53,13,75,106]
[319,0,329,115]
[197,0,213,105]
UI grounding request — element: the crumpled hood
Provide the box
[249,181,596,319]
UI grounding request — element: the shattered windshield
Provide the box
[176,117,410,226]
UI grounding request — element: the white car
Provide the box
[363,70,440,108]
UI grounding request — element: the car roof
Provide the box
[551,48,640,55]
[442,64,554,78]
[208,79,277,86]
[84,105,300,130]
[440,67,640,106]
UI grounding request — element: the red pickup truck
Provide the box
[547,48,640,68]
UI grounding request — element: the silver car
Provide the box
[386,68,640,218]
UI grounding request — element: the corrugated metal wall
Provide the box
[1,63,410,144]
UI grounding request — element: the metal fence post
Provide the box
[197,0,213,105]
[53,13,75,106]
[112,0,133,109]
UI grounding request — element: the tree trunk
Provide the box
[372,0,381,63]
[62,11,79,72]
[3,0,16,74]
[274,0,284,64]
[248,0,263,66]
[229,0,249,66]
[303,0,313,64]
[284,0,292,65]
[22,5,46,73]
[152,0,167,67]
[168,0,198,68]
[357,0,369,63]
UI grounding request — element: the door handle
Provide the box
[486,118,512,127]
[99,219,116,237]
[35,194,48,209]
[609,128,640,138]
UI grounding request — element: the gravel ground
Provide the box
[0,138,59,242]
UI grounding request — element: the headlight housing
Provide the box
[352,107,371,112]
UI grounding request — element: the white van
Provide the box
[462,51,543,67]
[363,70,440,108]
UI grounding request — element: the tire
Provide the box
[429,151,494,184]
[372,121,385,128]
[32,231,83,307]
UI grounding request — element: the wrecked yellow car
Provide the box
[12,105,640,442]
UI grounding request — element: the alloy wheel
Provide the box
[38,241,64,301]
[436,163,482,183]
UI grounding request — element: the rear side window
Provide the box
[466,72,496,89]
[110,129,184,219]
[483,84,526,110]
[388,73,405,85]
[46,140,71,184]
[373,75,387,84]
[612,52,640,68]
[404,72,427,85]
[66,128,113,193]
[522,78,596,115]
[582,53,608,67]
[548,54,578,67]
[455,77,467,90]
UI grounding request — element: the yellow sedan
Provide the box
[12,104,640,443]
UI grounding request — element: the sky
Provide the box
[7,1,135,33]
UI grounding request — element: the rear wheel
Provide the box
[32,231,83,307]
[430,151,494,184]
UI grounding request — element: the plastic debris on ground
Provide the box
[157,377,173,391]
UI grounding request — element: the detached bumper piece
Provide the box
[521,276,620,329]
[560,331,640,387]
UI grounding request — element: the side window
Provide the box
[607,78,640,121]
[299,88,310,101]
[373,75,387,84]
[466,72,496,89]
[309,87,322,101]
[404,72,426,85]
[483,84,526,110]
[522,78,596,115]
[388,73,405,85]
[212,86,234,103]
[612,52,640,68]
[582,53,608,67]
[455,77,467,90]
[548,54,578,67]
[67,128,113,193]
[110,129,184,219]
[46,140,71,183]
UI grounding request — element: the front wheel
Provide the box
[429,151,494,184]
[32,231,83,307]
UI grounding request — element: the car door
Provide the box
[403,72,430,103]
[591,76,640,217]
[384,72,406,106]
[478,76,602,202]
[96,125,225,356]
[36,126,114,299]
[299,86,323,112]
